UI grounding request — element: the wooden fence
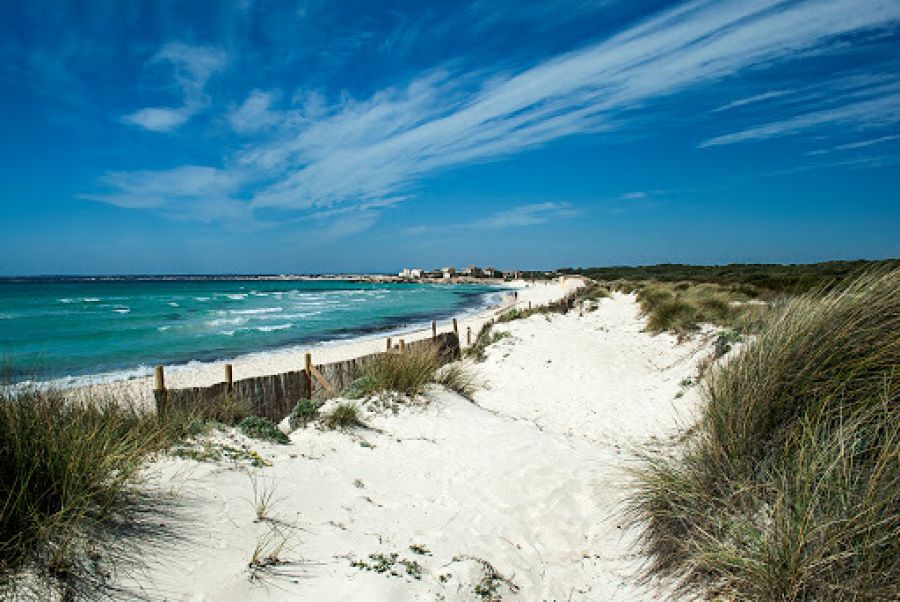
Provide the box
[153,331,460,422]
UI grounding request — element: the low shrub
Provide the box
[628,268,900,600]
[289,398,321,429]
[238,416,290,445]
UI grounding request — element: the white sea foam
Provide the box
[158,325,172,331]
[230,307,283,315]
[113,308,130,314]
[225,293,248,301]
[195,297,211,302]
[168,302,179,307]
[256,324,292,332]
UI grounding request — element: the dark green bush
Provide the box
[289,398,320,429]
[237,416,290,445]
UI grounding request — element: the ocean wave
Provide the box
[112,308,130,314]
[256,323,292,332]
[194,297,211,302]
[158,325,171,331]
[168,302,179,307]
[206,317,245,327]
[224,293,248,300]
[230,307,284,315]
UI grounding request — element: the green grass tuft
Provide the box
[322,402,365,430]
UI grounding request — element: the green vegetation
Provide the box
[238,416,290,445]
[289,398,321,429]
[633,281,770,334]
[351,551,423,580]
[434,363,478,398]
[322,402,365,430]
[358,344,442,397]
[628,268,900,600]
[560,259,897,294]
[0,388,182,595]
[0,378,289,596]
[464,324,511,362]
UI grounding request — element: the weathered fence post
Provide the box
[467,326,472,346]
[399,339,406,352]
[528,301,532,310]
[386,336,392,352]
[432,320,437,339]
[154,365,166,393]
[452,318,458,337]
[305,353,312,397]
[225,363,233,392]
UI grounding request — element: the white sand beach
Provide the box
[113,292,718,600]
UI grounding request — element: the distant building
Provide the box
[399,268,424,279]
[502,270,521,280]
[460,265,478,276]
[441,266,456,279]
[481,267,497,278]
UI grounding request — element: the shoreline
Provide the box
[68,279,573,409]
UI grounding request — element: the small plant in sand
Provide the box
[322,402,366,430]
[288,398,320,429]
[249,474,279,522]
[351,552,424,580]
[238,416,291,445]
[248,525,289,580]
[464,324,510,362]
[434,363,478,398]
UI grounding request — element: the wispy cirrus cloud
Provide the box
[701,88,900,147]
[91,0,900,227]
[407,202,579,236]
[807,133,900,155]
[123,43,227,132]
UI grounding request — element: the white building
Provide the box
[399,268,424,279]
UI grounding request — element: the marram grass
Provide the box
[627,268,900,600]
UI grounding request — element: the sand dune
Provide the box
[114,293,716,600]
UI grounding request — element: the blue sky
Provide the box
[1,0,899,275]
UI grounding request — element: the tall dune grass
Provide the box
[0,385,250,595]
[0,388,175,593]
[627,268,900,600]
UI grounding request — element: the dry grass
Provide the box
[627,268,900,600]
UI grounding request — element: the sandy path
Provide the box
[114,293,713,600]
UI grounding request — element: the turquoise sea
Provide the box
[0,278,503,383]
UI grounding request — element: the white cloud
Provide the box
[701,91,900,147]
[407,202,579,235]
[123,43,227,132]
[473,202,579,229]
[711,90,793,113]
[122,107,189,132]
[94,0,900,221]
[807,133,900,155]
[228,90,282,134]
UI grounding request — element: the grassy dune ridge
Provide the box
[627,268,900,600]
